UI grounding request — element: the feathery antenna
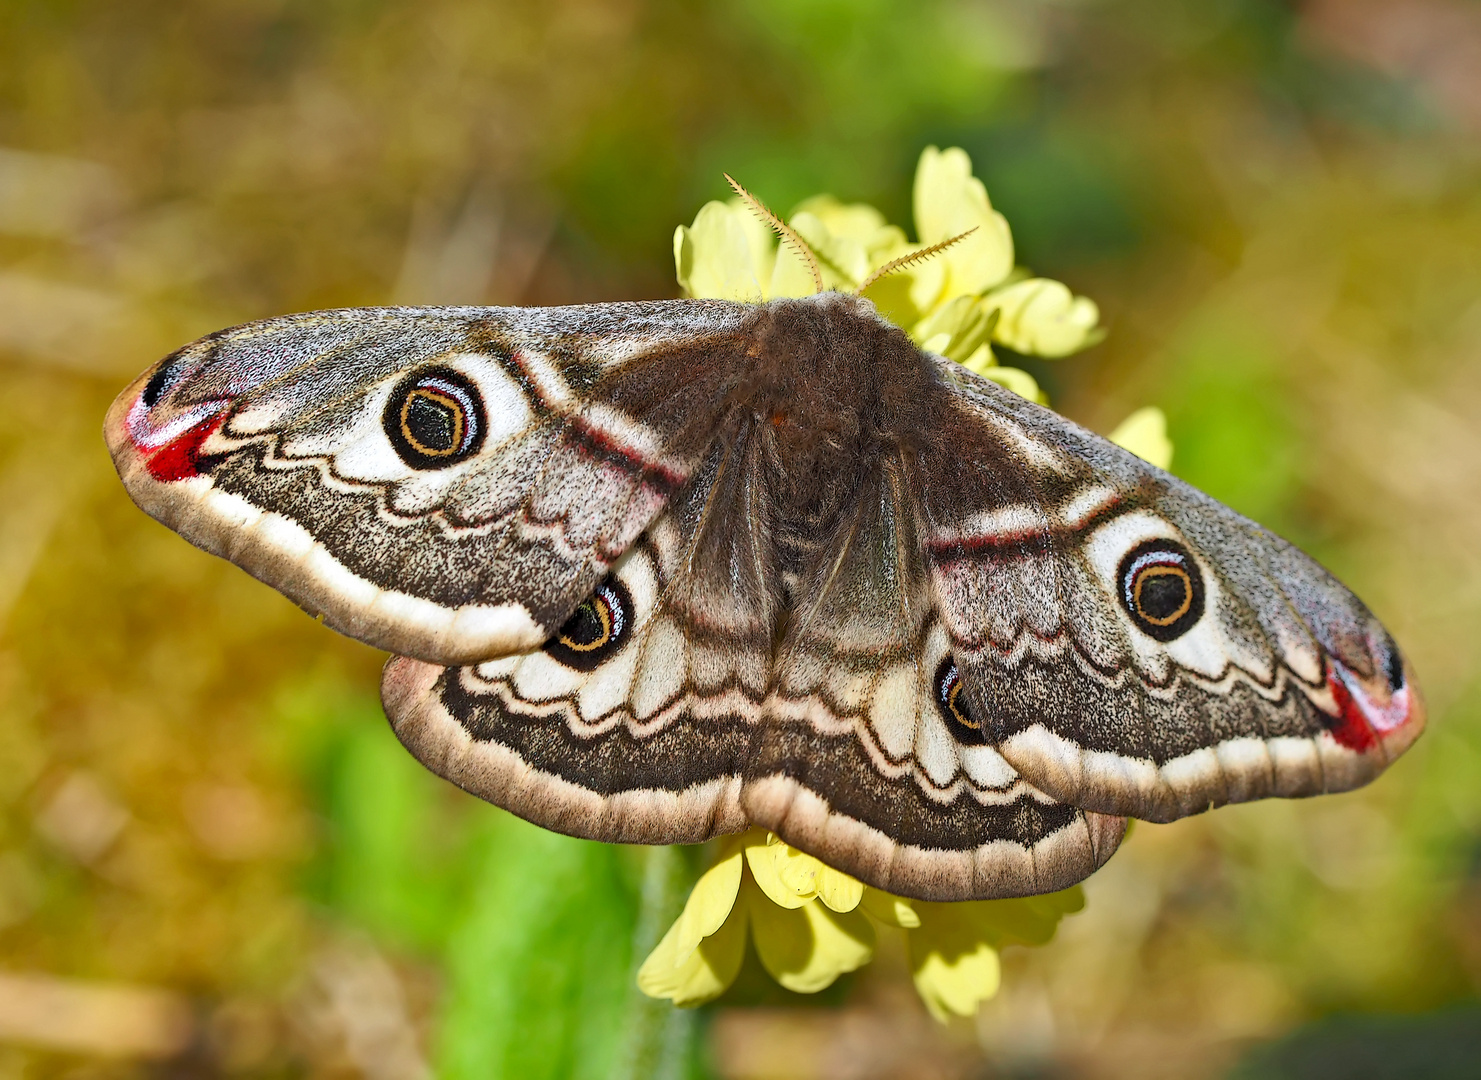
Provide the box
[724,173,824,295]
[854,228,977,295]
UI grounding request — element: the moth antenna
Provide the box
[854,228,978,295]
[724,173,825,295]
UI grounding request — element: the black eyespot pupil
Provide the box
[1117,540,1205,642]
[383,366,485,470]
[403,390,462,454]
[544,578,632,671]
[1136,569,1191,623]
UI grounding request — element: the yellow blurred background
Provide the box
[2,1,1480,1077]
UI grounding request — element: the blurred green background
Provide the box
[2,0,1480,1077]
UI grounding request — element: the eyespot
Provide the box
[934,657,983,742]
[1117,539,1205,642]
[382,366,486,470]
[544,577,633,671]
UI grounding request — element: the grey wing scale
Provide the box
[744,462,1125,902]
[918,355,1424,823]
[105,302,754,663]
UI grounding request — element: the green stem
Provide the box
[611,845,704,1080]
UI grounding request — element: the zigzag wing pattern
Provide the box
[918,356,1424,822]
[380,424,777,844]
[105,302,755,664]
[742,462,1126,902]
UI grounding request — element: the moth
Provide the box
[105,280,1423,903]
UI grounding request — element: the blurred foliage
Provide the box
[2,0,1481,1077]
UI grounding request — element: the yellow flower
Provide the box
[674,200,779,302]
[987,277,1104,358]
[908,890,1085,1022]
[1109,405,1174,470]
[912,145,1015,306]
[638,830,1082,1021]
[637,830,876,1004]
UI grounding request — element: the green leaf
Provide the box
[435,824,709,1080]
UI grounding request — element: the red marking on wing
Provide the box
[927,530,1053,558]
[505,348,687,490]
[145,415,224,482]
[1325,667,1377,752]
[1324,657,1418,753]
[567,417,686,490]
[925,500,1127,561]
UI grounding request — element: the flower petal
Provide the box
[672,840,746,957]
[791,194,889,247]
[968,888,1086,948]
[921,332,953,356]
[790,209,869,290]
[766,220,824,298]
[911,293,973,349]
[860,888,920,928]
[909,900,1032,1022]
[913,146,1014,298]
[749,884,876,994]
[914,295,1000,365]
[958,343,997,375]
[987,277,1102,358]
[814,867,864,914]
[1109,406,1173,470]
[978,365,1048,405]
[771,842,823,900]
[675,200,774,301]
[746,836,812,909]
[860,239,949,324]
[637,897,748,1008]
[911,938,1001,1023]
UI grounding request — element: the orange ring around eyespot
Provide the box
[558,594,614,652]
[946,676,979,729]
[1132,564,1193,627]
[399,388,467,458]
